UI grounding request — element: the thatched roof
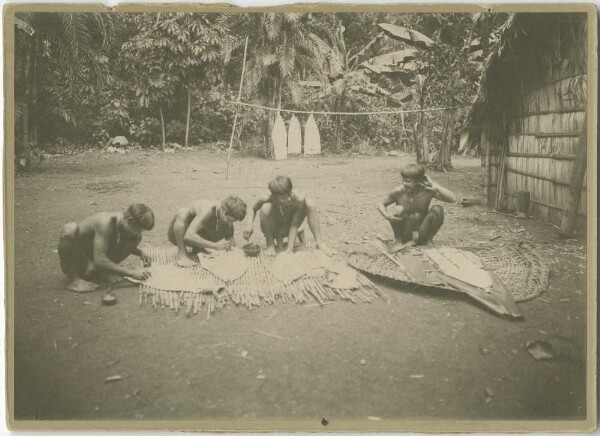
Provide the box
[466,13,519,126]
[466,12,587,127]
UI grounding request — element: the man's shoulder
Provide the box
[292,191,306,203]
[390,185,405,196]
[87,212,118,233]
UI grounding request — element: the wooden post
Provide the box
[226,36,249,180]
[559,117,587,237]
[159,105,166,148]
[184,85,191,147]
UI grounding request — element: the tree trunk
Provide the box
[434,109,455,171]
[333,115,343,152]
[413,117,422,163]
[444,109,455,169]
[264,79,281,159]
[159,105,166,148]
[559,117,587,238]
[433,111,449,171]
[332,95,344,152]
[185,86,191,147]
[263,111,272,158]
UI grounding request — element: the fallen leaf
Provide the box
[485,387,494,397]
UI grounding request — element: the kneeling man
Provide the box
[167,196,247,267]
[58,204,154,292]
[378,164,455,249]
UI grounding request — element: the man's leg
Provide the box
[58,223,98,292]
[305,199,333,255]
[415,205,444,245]
[390,219,413,244]
[259,204,278,255]
[168,215,197,267]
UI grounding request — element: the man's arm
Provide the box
[424,176,456,203]
[377,187,404,221]
[243,194,272,240]
[132,247,152,266]
[184,212,223,250]
[92,221,138,277]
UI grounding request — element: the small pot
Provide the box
[102,293,117,306]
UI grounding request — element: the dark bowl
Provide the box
[243,243,261,257]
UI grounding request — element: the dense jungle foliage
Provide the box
[14,11,508,167]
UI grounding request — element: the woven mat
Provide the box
[138,245,383,319]
[346,242,549,302]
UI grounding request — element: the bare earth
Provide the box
[12,150,587,422]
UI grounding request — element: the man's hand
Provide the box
[243,228,253,241]
[421,175,436,192]
[130,269,151,281]
[386,213,404,223]
[214,240,232,251]
[140,250,152,267]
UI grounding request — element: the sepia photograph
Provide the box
[4,3,597,432]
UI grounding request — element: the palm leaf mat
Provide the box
[138,245,383,319]
[346,241,549,317]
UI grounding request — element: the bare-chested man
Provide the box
[378,164,456,249]
[243,175,333,256]
[58,204,154,293]
[167,196,247,267]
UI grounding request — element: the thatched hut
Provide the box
[468,13,588,231]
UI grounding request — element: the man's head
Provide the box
[123,203,155,236]
[268,175,293,204]
[401,163,426,193]
[218,196,247,227]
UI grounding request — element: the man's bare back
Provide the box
[168,197,247,267]
[58,204,154,293]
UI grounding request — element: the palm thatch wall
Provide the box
[469,13,587,227]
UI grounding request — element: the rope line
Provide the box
[230,100,462,116]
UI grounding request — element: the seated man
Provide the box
[377,163,455,249]
[58,204,154,293]
[167,196,247,267]
[243,175,333,256]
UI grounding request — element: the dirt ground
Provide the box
[11,149,588,423]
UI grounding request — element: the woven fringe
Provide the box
[139,245,382,318]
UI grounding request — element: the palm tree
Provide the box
[14,12,114,146]
[225,13,323,158]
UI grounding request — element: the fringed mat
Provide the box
[138,245,383,319]
[346,242,549,303]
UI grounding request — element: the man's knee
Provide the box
[60,222,79,240]
[430,205,444,221]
